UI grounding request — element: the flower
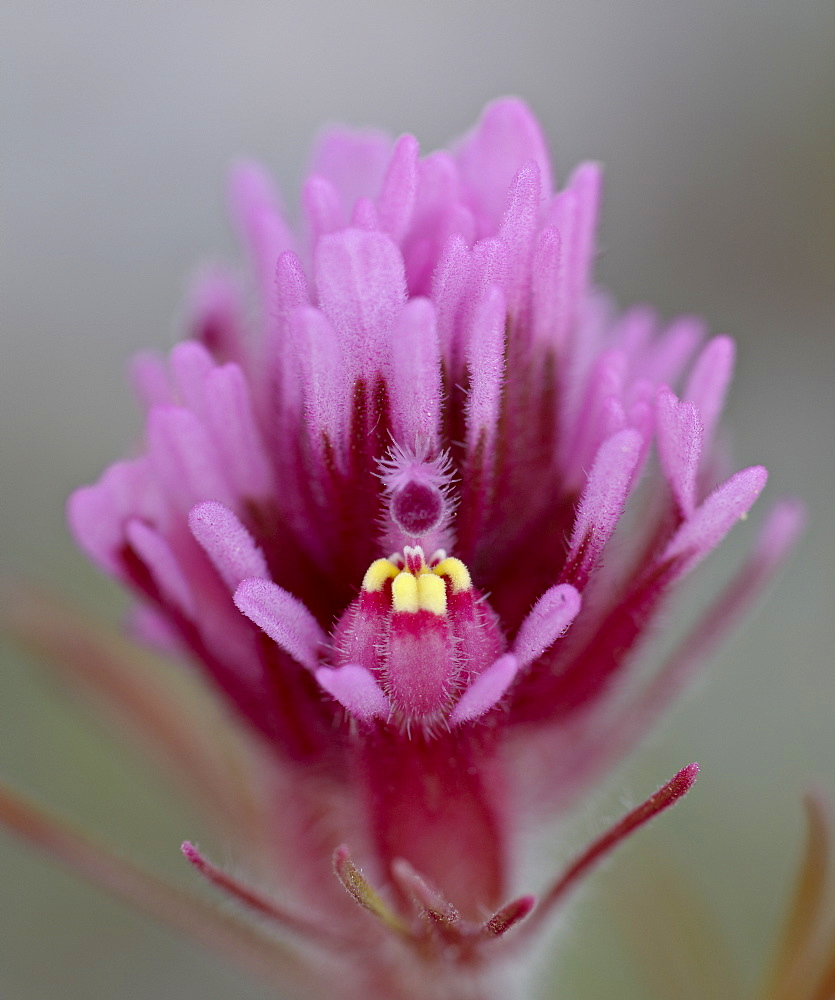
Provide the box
[2,98,803,998]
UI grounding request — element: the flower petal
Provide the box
[189,501,269,591]
[314,228,407,379]
[451,653,519,724]
[662,465,768,579]
[656,387,704,518]
[563,429,643,588]
[315,665,390,722]
[389,297,443,449]
[234,578,326,671]
[513,585,582,668]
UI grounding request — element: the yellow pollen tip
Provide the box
[433,558,471,593]
[391,572,419,613]
[362,558,400,592]
[417,573,447,616]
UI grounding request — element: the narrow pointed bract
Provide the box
[4,99,800,998]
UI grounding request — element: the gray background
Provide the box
[1,1,833,997]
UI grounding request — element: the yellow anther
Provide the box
[362,558,400,592]
[433,558,471,593]
[416,573,447,616]
[391,572,419,613]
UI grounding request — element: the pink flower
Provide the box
[3,99,802,998]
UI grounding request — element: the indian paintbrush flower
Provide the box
[1,98,804,998]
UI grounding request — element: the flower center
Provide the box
[332,545,503,726]
[362,545,472,618]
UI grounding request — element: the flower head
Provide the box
[6,99,801,997]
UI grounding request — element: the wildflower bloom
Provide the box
[2,99,803,997]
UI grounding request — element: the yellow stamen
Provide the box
[391,572,419,613]
[362,558,400,592]
[433,558,471,593]
[416,573,447,616]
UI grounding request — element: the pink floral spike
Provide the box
[663,465,768,578]
[388,297,443,448]
[377,134,419,242]
[315,665,390,722]
[184,267,246,366]
[308,127,393,216]
[130,351,173,410]
[288,305,347,463]
[450,654,519,724]
[124,519,196,619]
[656,387,704,518]
[499,161,542,320]
[685,335,736,449]
[170,340,215,414]
[147,406,233,511]
[455,97,553,229]
[228,161,294,309]
[234,578,326,672]
[67,458,160,575]
[188,501,269,591]
[513,584,582,668]
[466,285,507,460]
[202,365,272,499]
[33,100,800,999]
[521,764,700,940]
[303,174,344,243]
[314,228,406,378]
[562,429,643,589]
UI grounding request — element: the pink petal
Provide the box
[170,341,214,415]
[432,233,473,366]
[450,653,519,724]
[147,406,233,511]
[544,162,602,347]
[662,465,769,578]
[639,315,705,387]
[564,429,643,588]
[314,228,407,378]
[466,285,507,459]
[188,501,269,591]
[351,196,379,230]
[685,335,735,449]
[455,97,553,229]
[288,306,347,461]
[513,585,582,668]
[129,351,173,410]
[203,364,272,498]
[184,267,246,364]
[125,519,195,618]
[389,297,442,449]
[377,134,419,242]
[228,161,294,310]
[303,174,344,242]
[656,387,704,518]
[308,127,393,211]
[315,665,390,722]
[67,458,160,574]
[498,161,542,318]
[234,578,326,672]
[531,226,563,350]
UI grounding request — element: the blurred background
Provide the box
[1,1,833,996]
